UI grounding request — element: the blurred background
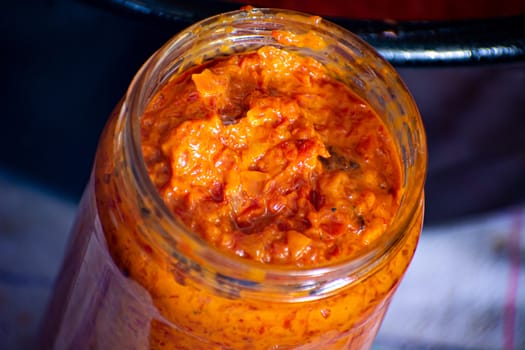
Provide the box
[1,0,524,349]
[3,0,525,223]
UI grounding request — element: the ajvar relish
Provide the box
[91,16,423,349]
[140,45,401,267]
[40,8,425,350]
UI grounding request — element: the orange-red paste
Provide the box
[92,37,421,350]
[141,45,401,267]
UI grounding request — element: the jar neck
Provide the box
[115,8,426,302]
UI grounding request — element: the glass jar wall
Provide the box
[40,8,426,350]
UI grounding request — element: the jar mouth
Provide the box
[121,7,427,300]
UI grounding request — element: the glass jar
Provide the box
[40,8,426,350]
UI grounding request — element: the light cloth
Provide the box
[0,173,523,349]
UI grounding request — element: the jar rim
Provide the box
[121,7,427,300]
